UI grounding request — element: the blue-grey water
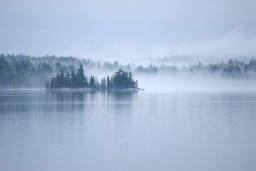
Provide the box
[0,89,256,171]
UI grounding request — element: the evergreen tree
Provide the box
[70,69,76,88]
[65,72,70,87]
[101,78,107,89]
[60,71,65,87]
[89,76,96,88]
[76,65,86,87]
[107,76,111,89]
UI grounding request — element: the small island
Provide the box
[46,65,140,90]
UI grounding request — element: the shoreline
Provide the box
[47,88,143,92]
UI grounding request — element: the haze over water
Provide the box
[0,89,256,171]
[1,0,256,169]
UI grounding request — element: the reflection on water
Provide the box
[0,90,256,171]
[47,90,138,113]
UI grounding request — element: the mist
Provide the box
[2,0,256,171]
[136,73,256,93]
[1,0,256,63]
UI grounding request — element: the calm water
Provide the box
[0,89,256,171]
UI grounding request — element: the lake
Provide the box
[0,89,256,171]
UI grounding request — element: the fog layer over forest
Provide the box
[1,54,256,91]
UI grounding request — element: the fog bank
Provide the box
[136,73,256,93]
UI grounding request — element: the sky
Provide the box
[0,0,256,63]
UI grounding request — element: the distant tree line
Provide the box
[47,66,138,89]
[1,53,256,87]
[0,55,53,87]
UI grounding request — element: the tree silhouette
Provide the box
[107,69,138,89]
[47,68,139,90]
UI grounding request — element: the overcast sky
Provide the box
[0,0,256,63]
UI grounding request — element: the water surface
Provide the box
[0,89,256,171]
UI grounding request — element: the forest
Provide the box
[47,66,138,89]
[1,53,256,88]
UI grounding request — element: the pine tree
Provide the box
[76,65,86,87]
[70,69,76,88]
[107,76,111,89]
[89,76,96,88]
[101,78,107,89]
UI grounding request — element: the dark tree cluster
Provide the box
[47,65,100,89]
[47,67,138,90]
[107,69,138,89]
